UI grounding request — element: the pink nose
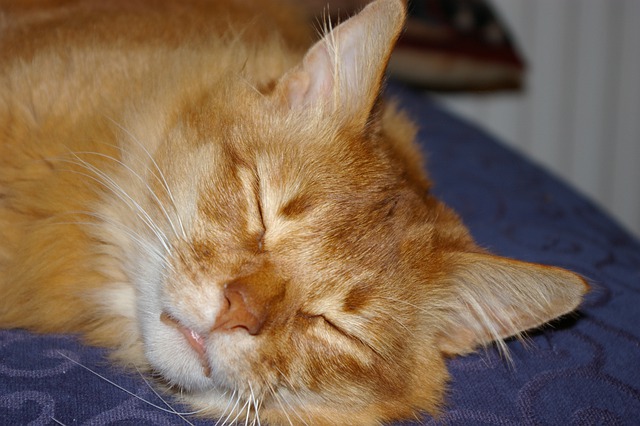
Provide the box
[211,283,266,335]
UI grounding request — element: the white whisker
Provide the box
[52,209,175,276]
[248,381,261,426]
[278,392,309,426]
[62,152,171,251]
[273,368,310,426]
[134,365,198,425]
[228,393,251,426]
[217,390,242,426]
[106,117,188,239]
[58,156,173,255]
[243,386,252,426]
[69,150,184,242]
[265,382,294,426]
[57,352,200,419]
[214,388,237,426]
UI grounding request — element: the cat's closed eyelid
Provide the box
[306,311,385,359]
[298,311,350,337]
[318,314,347,335]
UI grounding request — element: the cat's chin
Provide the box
[143,313,257,394]
[144,332,214,392]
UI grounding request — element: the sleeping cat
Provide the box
[0,0,587,425]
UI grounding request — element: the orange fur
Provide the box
[0,1,587,425]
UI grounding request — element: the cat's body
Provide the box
[0,1,587,425]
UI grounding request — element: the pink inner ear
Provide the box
[285,71,311,109]
[277,0,405,119]
[212,285,265,335]
[286,45,334,110]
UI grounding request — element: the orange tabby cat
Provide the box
[0,0,587,424]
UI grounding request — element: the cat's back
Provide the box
[0,0,310,59]
[0,0,311,128]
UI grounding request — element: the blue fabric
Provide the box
[2,84,639,425]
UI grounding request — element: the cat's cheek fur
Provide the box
[130,262,213,390]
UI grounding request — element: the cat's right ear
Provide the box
[273,0,406,129]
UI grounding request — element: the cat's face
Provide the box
[109,1,586,424]
[136,89,455,423]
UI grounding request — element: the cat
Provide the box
[0,0,588,425]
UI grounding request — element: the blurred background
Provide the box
[433,0,640,238]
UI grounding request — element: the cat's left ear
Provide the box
[274,0,406,128]
[435,252,589,355]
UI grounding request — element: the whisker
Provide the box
[273,367,310,426]
[248,381,261,426]
[214,388,237,426]
[56,352,201,418]
[217,389,242,426]
[106,117,188,239]
[278,392,310,426]
[265,382,294,426]
[134,364,198,425]
[54,210,158,256]
[246,381,262,426]
[238,74,263,98]
[228,394,251,426]
[57,158,172,255]
[60,153,171,250]
[69,150,184,242]
[380,295,515,362]
[243,385,252,426]
[52,210,176,276]
[385,314,413,335]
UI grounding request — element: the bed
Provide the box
[2,83,639,425]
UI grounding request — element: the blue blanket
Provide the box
[2,84,639,425]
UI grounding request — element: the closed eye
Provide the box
[306,312,388,359]
[300,312,354,340]
[317,314,344,335]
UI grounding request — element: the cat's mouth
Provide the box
[160,312,212,378]
[156,286,265,386]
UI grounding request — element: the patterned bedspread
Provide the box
[2,83,639,425]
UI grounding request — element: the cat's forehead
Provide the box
[183,88,398,187]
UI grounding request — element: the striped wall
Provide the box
[436,0,640,238]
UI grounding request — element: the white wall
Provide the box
[436,0,640,238]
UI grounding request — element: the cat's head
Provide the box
[113,0,587,424]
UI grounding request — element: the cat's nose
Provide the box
[211,281,266,335]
